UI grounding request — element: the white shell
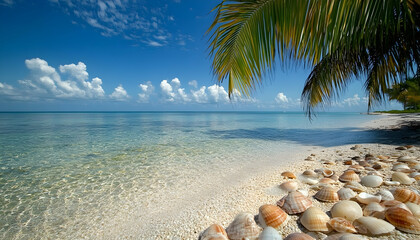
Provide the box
[384,180,401,186]
[300,207,331,233]
[353,216,395,236]
[360,175,382,188]
[258,226,282,240]
[299,175,319,185]
[376,189,394,201]
[297,189,309,197]
[337,188,357,200]
[356,192,381,204]
[392,172,414,185]
[344,181,366,192]
[392,163,410,171]
[331,200,363,222]
[363,202,385,217]
[405,202,420,219]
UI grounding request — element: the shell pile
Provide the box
[199,145,420,239]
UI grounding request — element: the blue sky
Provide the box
[0,0,401,112]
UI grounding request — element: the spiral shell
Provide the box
[392,188,420,204]
[385,207,420,234]
[258,204,288,230]
[360,175,382,188]
[284,232,315,240]
[328,217,357,233]
[258,226,282,240]
[356,192,381,205]
[279,181,298,193]
[353,216,395,236]
[277,191,312,214]
[392,172,414,185]
[199,224,229,240]
[338,187,357,200]
[300,207,332,233]
[226,213,261,240]
[331,200,363,222]
[314,186,339,202]
[339,170,361,182]
[282,171,297,179]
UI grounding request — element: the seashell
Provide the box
[405,202,420,219]
[410,172,420,178]
[412,163,420,171]
[353,216,395,236]
[319,178,336,185]
[378,155,390,160]
[324,233,367,240]
[358,161,371,167]
[323,160,335,165]
[297,189,309,197]
[375,189,394,201]
[356,192,381,204]
[392,172,414,185]
[351,156,361,160]
[366,171,384,177]
[385,207,420,234]
[277,191,312,214]
[199,224,229,240]
[381,200,405,209]
[363,202,385,217]
[392,163,410,171]
[226,213,261,240]
[398,156,415,162]
[347,165,364,173]
[392,188,420,204]
[258,204,288,230]
[279,181,298,193]
[339,170,360,182]
[284,232,315,240]
[330,174,339,181]
[395,146,407,150]
[300,207,332,233]
[331,200,363,222]
[384,180,400,186]
[302,170,318,178]
[338,187,357,200]
[372,163,383,170]
[322,169,334,177]
[314,186,339,202]
[258,226,282,240]
[360,175,382,188]
[364,167,375,171]
[344,181,366,192]
[344,160,353,165]
[299,175,319,185]
[281,171,296,179]
[328,217,357,233]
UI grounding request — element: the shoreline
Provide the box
[96,113,419,239]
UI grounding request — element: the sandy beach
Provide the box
[121,113,420,240]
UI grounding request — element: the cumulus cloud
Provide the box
[275,92,289,103]
[207,84,229,103]
[110,85,130,101]
[188,80,198,88]
[160,78,190,103]
[138,81,154,103]
[191,86,207,103]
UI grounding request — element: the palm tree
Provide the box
[208,0,420,117]
[387,74,420,109]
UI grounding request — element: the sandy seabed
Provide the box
[96,113,420,240]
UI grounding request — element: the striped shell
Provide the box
[281,171,297,179]
[199,224,229,240]
[277,191,312,214]
[279,181,298,193]
[284,232,315,240]
[226,213,261,240]
[339,170,361,182]
[314,186,339,202]
[338,187,357,200]
[392,172,414,185]
[360,175,382,188]
[385,207,420,234]
[353,216,395,236]
[258,226,282,240]
[319,178,336,185]
[300,207,332,233]
[258,204,288,230]
[392,188,420,204]
[328,217,357,233]
[344,181,366,192]
[331,200,363,222]
[375,189,394,201]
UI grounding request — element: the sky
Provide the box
[0,0,402,112]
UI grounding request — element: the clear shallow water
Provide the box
[0,112,380,239]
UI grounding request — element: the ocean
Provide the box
[0,112,381,239]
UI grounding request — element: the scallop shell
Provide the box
[277,191,312,214]
[199,224,229,240]
[284,232,315,240]
[405,202,420,219]
[314,186,339,202]
[385,207,420,234]
[330,174,339,181]
[297,189,309,197]
[279,181,298,193]
[322,169,334,177]
[300,207,332,233]
[360,175,382,188]
[328,217,357,233]
[353,216,395,236]
[392,172,414,185]
[344,181,366,192]
[339,170,361,182]
[331,200,363,222]
[319,178,336,185]
[356,192,381,205]
[226,213,261,240]
[302,170,319,178]
[338,188,357,200]
[392,188,420,204]
[258,204,288,230]
[363,202,385,217]
[299,175,319,185]
[384,180,400,186]
[281,171,297,179]
[258,226,282,240]
[375,189,394,201]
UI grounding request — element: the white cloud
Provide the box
[110,85,130,101]
[275,92,288,103]
[191,86,207,103]
[188,80,198,88]
[231,89,257,103]
[207,84,229,103]
[0,0,14,7]
[160,79,175,102]
[343,94,361,106]
[160,78,190,103]
[138,81,154,103]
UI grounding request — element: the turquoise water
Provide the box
[0,112,381,239]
